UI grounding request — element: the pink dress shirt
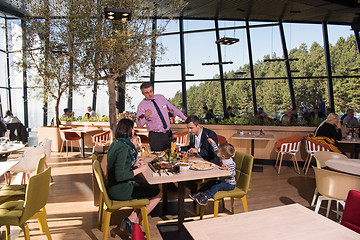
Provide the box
[136,94,187,132]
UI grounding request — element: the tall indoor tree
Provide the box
[23,0,186,134]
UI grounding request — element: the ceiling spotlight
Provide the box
[105,8,131,21]
[216,37,239,45]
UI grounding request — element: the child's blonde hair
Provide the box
[218,142,235,159]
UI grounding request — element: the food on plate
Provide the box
[190,161,215,170]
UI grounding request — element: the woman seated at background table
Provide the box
[312,113,343,153]
[107,118,162,236]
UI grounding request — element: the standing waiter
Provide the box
[136,82,187,151]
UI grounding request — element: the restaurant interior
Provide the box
[0,0,360,239]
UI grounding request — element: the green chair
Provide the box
[200,151,254,219]
[0,168,52,240]
[0,154,47,204]
[93,159,151,240]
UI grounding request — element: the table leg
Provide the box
[162,183,168,214]
[355,144,359,159]
[177,182,185,231]
[251,139,255,157]
[80,132,85,158]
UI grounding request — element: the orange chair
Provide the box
[92,130,111,146]
[303,137,330,175]
[173,131,188,147]
[274,136,302,174]
[59,127,81,155]
[216,135,227,144]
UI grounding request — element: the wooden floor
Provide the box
[0,150,340,240]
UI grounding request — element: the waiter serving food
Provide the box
[136,82,187,151]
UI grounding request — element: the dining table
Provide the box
[231,133,275,156]
[325,158,360,176]
[62,127,101,158]
[338,138,360,159]
[142,155,230,230]
[184,203,360,240]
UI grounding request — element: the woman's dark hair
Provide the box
[115,118,134,139]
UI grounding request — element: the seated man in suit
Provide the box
[180,115,220,165]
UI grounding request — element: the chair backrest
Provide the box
[275,135,303,152]
[42,138,52,160]
[217,135,227,145]
[314,151,348,168]
[93,158,112,208]
[313,167,360,201]
[173,131,188,146]
[21,145,46,171]
[233,151,254,193]
[304,137,330,153]
[35,153,47,174]
[341,190,360,234]
[92,131,111,145]
[20,167,51,224]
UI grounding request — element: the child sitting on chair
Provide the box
[189,142,236,205]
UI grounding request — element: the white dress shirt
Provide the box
[194,127,203,151]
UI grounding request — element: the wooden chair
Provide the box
[173,131,188,147]
[303,137,330,175]
[200,151,254,219]
[0,168,52,240]
[92,131,111,146]
[274,136,302,174]
[92,158,151,240]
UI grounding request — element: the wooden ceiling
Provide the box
[175,0,360,25]
[2,0,360,26]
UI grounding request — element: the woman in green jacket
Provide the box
[107,118,161,236]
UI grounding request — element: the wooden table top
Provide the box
[326,158,360,176]
[184,204,360,240]
[61,127,101,133]
[142,157,230,185]
[0,161,19,176]
[231,133,275,141]
[339,138,360,144]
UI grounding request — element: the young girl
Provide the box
[190,142,236,205]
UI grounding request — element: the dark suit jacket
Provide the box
[180,127,220,165]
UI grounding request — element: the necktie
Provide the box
[151,99,168,130]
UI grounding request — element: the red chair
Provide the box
[303,137,330,175]
[341,190,360,234]
[216,135,227,144]
[274,136,302,174]
[59,127,81,155]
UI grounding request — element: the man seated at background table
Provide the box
[342,109,359,128]
[180,115,220,165]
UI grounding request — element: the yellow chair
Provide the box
[200,151,254,219]
[0,154,47,204]
[0,168,52,240]
[313,167,360,218]
[93,160,151,240]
